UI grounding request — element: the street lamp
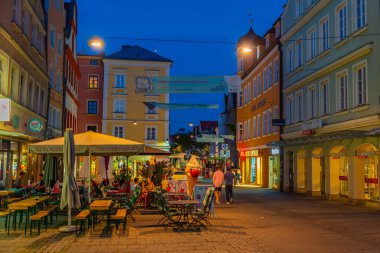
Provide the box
[242,47,253,53]
[88,37,105,51]
[188,122,194,127]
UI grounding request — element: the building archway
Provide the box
[354,144,379,201]
[311,147,325,196]
[329,145,348,198]
[286,151,294,192]
[297,149,307,192]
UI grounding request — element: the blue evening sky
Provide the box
[76,0,287,133]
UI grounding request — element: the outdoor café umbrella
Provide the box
[59,129,81,232]
[43,155,59,190]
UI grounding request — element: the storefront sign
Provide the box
[355,151,378,157]
[302,119,322,131]
[365,178,378,184]
[339,176,348,181]
[271,148,280,155]
[0,98,11,121]
[302,129,314,135]
[27,118,43,133]
[240,150,259,157]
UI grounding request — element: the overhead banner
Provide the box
[143,102,219,110]
[136,76,241,94]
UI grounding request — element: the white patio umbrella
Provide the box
[59,129,81,232]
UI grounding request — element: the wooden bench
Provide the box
[111,209,127,235]
[75,210,91,235]
[0,210,14,229]
[30,212,49,235]
[38,205,59,224]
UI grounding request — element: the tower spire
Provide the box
[249,12,253,28]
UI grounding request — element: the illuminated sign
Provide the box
[271,148,280,155]
[0,98,11,121]
[27,118,43,133]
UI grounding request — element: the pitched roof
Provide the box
[104,45,172,63]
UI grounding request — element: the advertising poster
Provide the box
[194,184,214,217]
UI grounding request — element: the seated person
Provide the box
[14,171,26,189]
[147,177,156,193]
[140,181,149,198]
[161,176,169,192]
[51,179,60,193]
[119,179,128,193]
[35,173,46,193]
[130,178,139,192]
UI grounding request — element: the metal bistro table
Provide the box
[7,202,37,235]
[167,199,200,231]
[90,200,112,233]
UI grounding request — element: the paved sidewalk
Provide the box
[1,188,380,253]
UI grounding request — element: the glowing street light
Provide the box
[242,47,253,53]
[188,122,194,127]
[133,121,138,126]
[88,37,105,50]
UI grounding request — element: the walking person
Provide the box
[212,166,224,204]
[225,168,235,204]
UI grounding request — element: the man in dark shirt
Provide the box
[35,173,45,193]
[224,168,235,204]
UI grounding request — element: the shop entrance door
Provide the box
[364,155,379,201]
[251,157,256,183]
[320,156,326,195]
[288,152,294,192]
[269,156,274,189]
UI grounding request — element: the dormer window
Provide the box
[256,46,260,59]
[238,58,244,72]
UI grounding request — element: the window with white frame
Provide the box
[274,59,279,83]
[252,117,257,138]
[113,99,125,113]
[268,64,272,88]
[257,75,261,95]
[273,106,279,133]
[307,27,317,60]
[40,90,45,116]
[295,91,303,122]
[320,17,329,52]
[253,78,257,98]
[28,79,34,109]
[295,0,302,18]
[263,69,267,91]
[286,45,294,73]
[247,119,251,139]
[114,126,124,138]
[336,2,347,41]
[257,114,261,137]
[19,72,26,105]
[10,65,19,102]
[320,80,329,116]
[245,86,249,104]
[245,120,248,139]
[263,112,267,136]
[238,58,244,72]
[267,109,272,134]
[336,71,348,111]
[247,82,251,102]
[115,72,126,88]
[238,90,242,107]
[34,85,39,113]
[354,0,366,31]
[354,62,367,106]
[256,46,261,59]
[12,0,21,24]
[295,38,302,68]
[308,85,317,119]
[146,127,157,140]
[50,28,55,48]
[238,123,243,141]
[286,95,294,124]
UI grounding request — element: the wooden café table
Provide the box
[90,200,112,232]
[7,202,37,235]
[167,199,200,230]
[0,191,13,208]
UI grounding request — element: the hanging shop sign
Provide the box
[0,98,11,121]
[301,119,322,131]
[365,178,378,184]
[271,148,280,155]
[27,118,43,133]
[302,129,314,135]
[339,175,348,181]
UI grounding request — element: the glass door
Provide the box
[251,157,256,183]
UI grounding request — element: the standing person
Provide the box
[236,169,242,186]
[224,168,235,204]
[212,166,224,204]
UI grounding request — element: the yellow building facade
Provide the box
[102,45,172,152]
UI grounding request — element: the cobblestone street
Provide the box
[1,188,380,253]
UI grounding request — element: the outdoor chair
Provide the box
[156,193,182,230]
[122,185,141,222]
[188,187,215,230]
